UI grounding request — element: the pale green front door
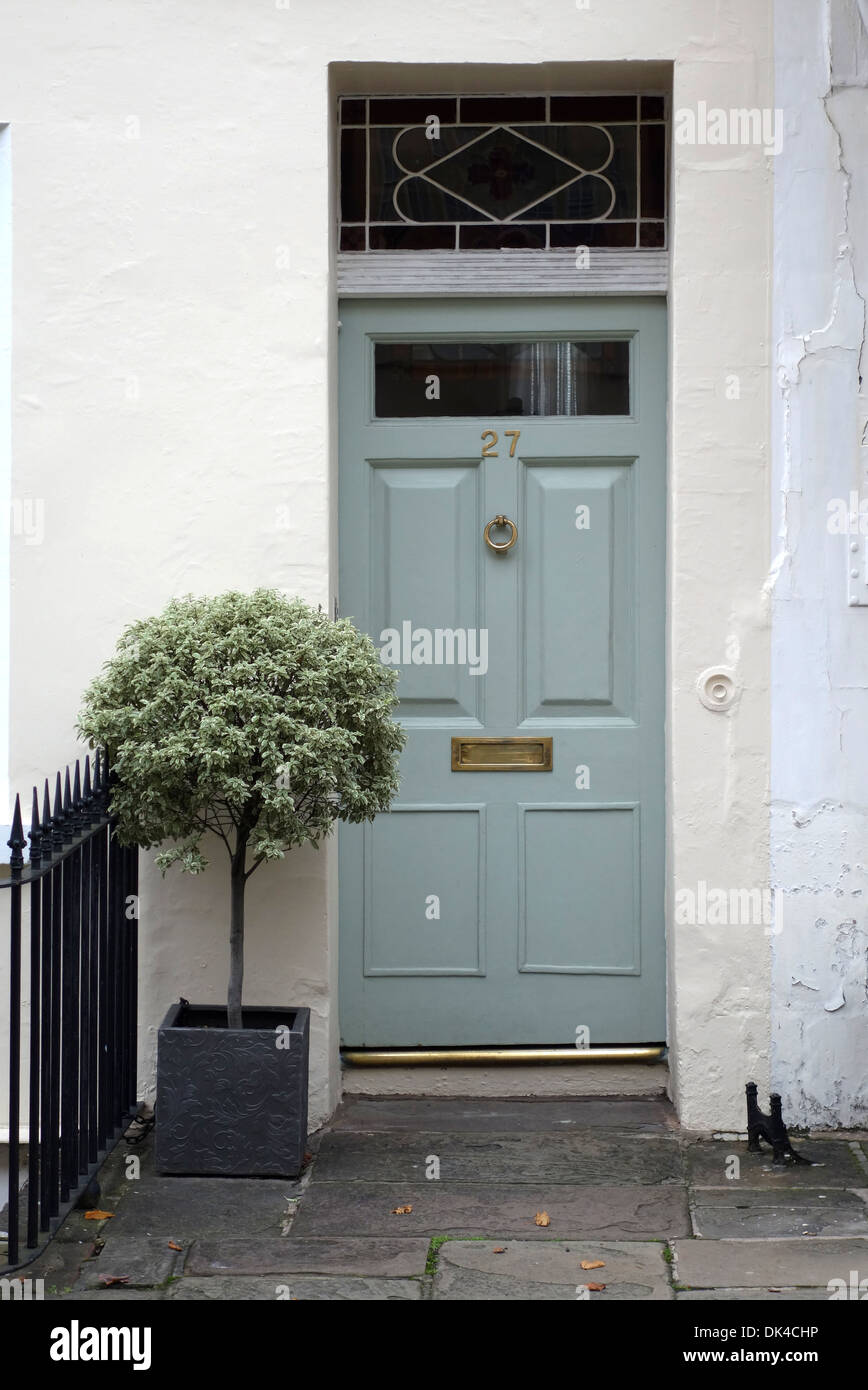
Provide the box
[339,298,666,1047]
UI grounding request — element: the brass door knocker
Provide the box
[484,515,517,553]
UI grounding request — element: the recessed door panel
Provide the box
[364,807,485,976]
[519,805,639,973]
[370,463,483,722]
[521,461,635,721]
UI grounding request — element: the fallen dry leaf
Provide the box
[493,1247,507,1254]
[391,1205,413,1215]
[98,1275,130,1287]
[585,1282,606,1292]
[168,1241,183,1251]
[534,1211,551,1227]
[84,1210,114,1221]
[580,1260,605,1270]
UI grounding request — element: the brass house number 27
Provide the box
[481,429,521,458]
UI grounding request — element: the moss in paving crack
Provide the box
[425,1236,449,1274]
[662,1245,675,1264]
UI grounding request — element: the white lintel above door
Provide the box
[337,249,668,297]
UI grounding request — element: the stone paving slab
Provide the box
[16,1235,97,1294]
[92,1141,306,1201]
[103,1176,297,1240]
[168,1275,423,1300]
[432,1238,672,1301]
[673,1237,868,1288]
[313,1129,681,1186]
[331,1096,675,1132]
[691,1188,868,1239]
[291,1182,690,1239]
[74,1237,180,1290]
[186,1236,430,1277]
[685,1139,866,1188]
[676,1287,832,1301]
[52,1288,167,1301]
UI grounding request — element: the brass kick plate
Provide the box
[451,736,553,771]
[343,1045,665,1065]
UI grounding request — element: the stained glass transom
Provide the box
[339,95,667,252]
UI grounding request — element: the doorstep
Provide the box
[340,1060,669,1098]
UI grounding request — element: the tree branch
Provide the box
[244,852,268,881]
[194,811,233,856]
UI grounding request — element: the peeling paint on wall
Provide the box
[772,0,868,1126]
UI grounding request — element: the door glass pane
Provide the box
[374,340,630,417]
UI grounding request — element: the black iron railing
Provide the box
[1,751,138,1270]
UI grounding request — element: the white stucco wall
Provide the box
[1,0,777,1131]
[0,123,10,820]
[770,0,868,1126]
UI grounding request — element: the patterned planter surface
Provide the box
[156,1003,310,1177]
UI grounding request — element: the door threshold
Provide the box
[342,1045,665,1065]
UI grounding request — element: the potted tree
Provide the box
[79,589,404,1177]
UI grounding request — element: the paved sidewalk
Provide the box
[14,1096,868,1301]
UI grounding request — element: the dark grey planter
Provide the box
[155,1003,310,1177]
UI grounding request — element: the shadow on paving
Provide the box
[11,1096,866,1301]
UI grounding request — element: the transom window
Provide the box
[339,94,667,252]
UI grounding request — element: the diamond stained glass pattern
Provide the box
[339,94,667,251]
[394,126,615,223]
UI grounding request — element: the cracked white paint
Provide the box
[771,0,868,1126]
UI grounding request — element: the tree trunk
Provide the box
[228,830,249,1029]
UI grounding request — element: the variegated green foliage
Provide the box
[78,589,405,874]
